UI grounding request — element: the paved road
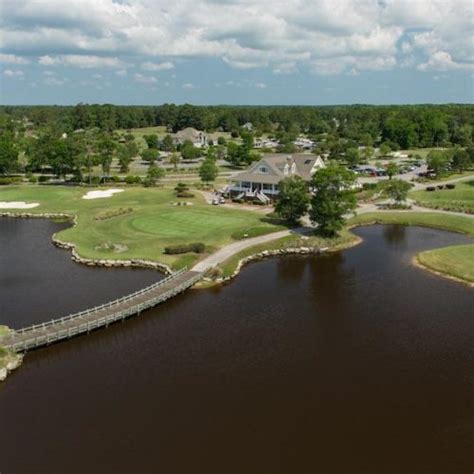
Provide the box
[359,169,473,190]
[192,229,294,272]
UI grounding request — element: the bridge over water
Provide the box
[1,268,203,353]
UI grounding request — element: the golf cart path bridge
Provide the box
[1,268,203,353]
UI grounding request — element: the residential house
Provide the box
[293,137,315,150]
[174,127,208,148]
[254,137,279,149]
[242,122,254,131]
[228,154,325,203]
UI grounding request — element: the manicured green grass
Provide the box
[400,147,445,159]
[0,185,284,269]
[349,211,474,237]
[418,244,474,283]
[410,181,474,214]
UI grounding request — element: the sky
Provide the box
[0,0,473,105]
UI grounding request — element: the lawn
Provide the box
[400,147,446,159]
[417,244,474,284]
[116,126,168,149]
[410,181,474,214]
[0,185,284,270]
[349,211,474,237]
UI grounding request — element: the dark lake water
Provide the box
[0,218,473,474]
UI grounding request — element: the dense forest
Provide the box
[0,104,473,180]
[1,103,473,149]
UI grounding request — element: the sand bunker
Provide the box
[0,201,40,209]
[82,189,124,200]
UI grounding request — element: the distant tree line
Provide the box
[1,103,473,149]
[1,104,473,183]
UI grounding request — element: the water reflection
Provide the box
[276,254,308,281]
[383,223,407,245]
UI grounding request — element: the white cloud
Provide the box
[3,69,24,77]
[0,0,472,75]
[273,62,297,74]
[0,54,30,64]
[418,51,473,72]
[312,54,397,76]
[38,55,57,66]
[182,82,195,89]
[133,73,157,84]
[141,61,174,71]
[254,82,267,89]
[38,55,126,69]
[43,76,66,86]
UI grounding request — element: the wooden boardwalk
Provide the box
[1,268,203,353]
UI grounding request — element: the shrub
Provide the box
[88,176,102,186]
[426,186,436,192]
[362,182,378,190]
[94,208,133,221]
[446,184,456,189]
[206,266,223,279]
[176,191,195,198]
[174,182,189,191]
[0,176,22,185]
[164,242,205,254]
[125,175,141,185]
[142,177,154,187]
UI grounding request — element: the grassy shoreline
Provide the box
[349,211,474,237]
[349,211,474,285]
[220,230,359,278]
[415,245,474,286]
[0,326,23,382]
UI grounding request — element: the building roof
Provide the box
[175,127,206,142]
[232,153,325,185]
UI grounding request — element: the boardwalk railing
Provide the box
[2,268,203,353]
[15,268,187,335]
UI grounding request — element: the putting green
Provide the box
[130,208,250,238]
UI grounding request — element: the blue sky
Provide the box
[1,0,473,105]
